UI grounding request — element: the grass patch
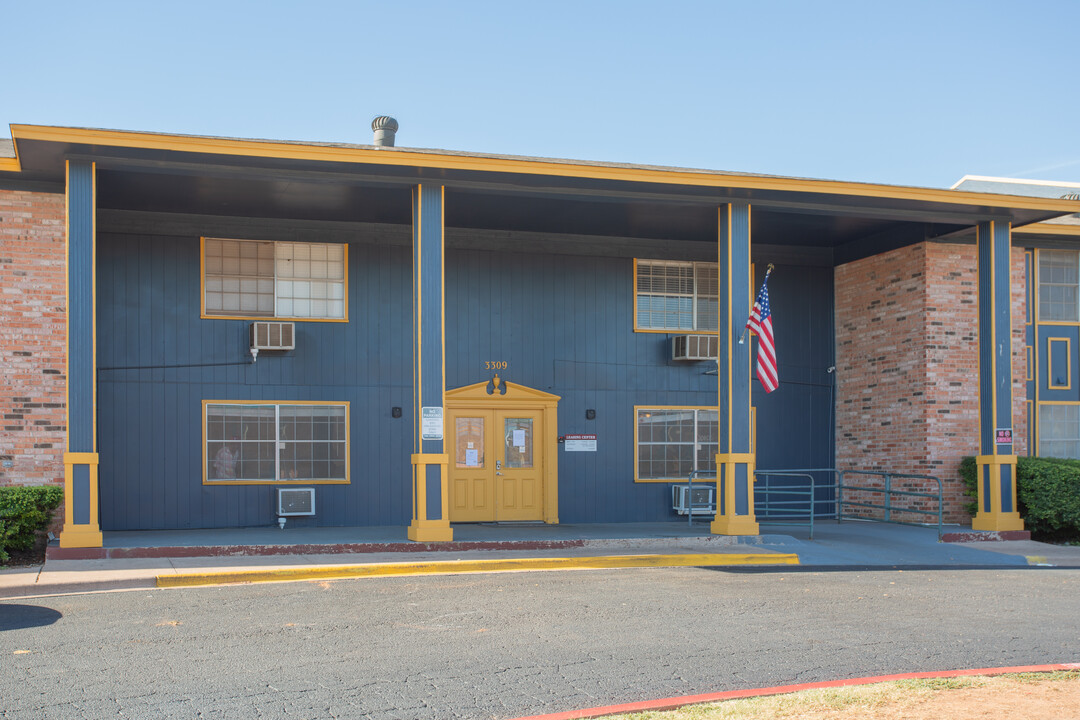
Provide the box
[603,671,1080,720]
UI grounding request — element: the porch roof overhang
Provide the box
[4,125,1080,264]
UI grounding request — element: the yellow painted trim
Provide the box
[1047,337,1072,390]
[1034,320,1080,327]
[64,160,70,453]
[63,452,99,464]
[715,453,755,464]
[633,405,719,483]
[990,222,999,456]
[1027,345,1034,383]
[1034,249,1041,454]
[201,399,351,486]
[411,453,449,464]
[1025,249,1034,326]
[415,185,423,450]
[0,157,20,172]
[92,162,97,451]
[724,206,733,455]
[199,237,349,322]
[156,552,801,587]
[1015,222,1080,237]
[1033,400,1080,406]
[12,125,1080,214]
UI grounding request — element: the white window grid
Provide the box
[636,407,719,480]
[1039,404,1080,460]
[636,260,719,331]
[205,238,346,319]
[206,403,348,482]
[1038,249,1080,322]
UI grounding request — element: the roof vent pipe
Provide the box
[371,116,399,147]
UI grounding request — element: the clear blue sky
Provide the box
[3,0,1077,188]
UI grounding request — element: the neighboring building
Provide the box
[1,123,1078,547]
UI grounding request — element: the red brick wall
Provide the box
[835,242,1027,523]
[0,189,66,491]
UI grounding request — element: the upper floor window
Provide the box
[203,238,347,320]
[1039,249,1079,322]
[635,260,718,332]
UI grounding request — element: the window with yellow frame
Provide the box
[203,401,349,484]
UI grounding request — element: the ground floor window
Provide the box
[635,406,718,481]
[204,401,349,484]
[1039,404,1080,459]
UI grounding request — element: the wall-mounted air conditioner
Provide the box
[672,485,715,516]
[672,335,718,361]
[277,488,315,529]
[251,321,296,351]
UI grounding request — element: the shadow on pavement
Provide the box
[0,604,63,631]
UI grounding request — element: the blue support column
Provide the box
[407,184,453,542]
[59,160,103,548]
[712,202,759,535]
[973,220,1024,531]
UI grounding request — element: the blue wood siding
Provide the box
[97,231,835,530]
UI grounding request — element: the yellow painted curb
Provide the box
[156,552,800,588]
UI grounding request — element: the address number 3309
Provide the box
[485,361,508,370]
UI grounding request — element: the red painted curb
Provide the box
[45,539,587,561]
[507,663,1080,720]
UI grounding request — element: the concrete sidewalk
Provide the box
[3,521,1078,599]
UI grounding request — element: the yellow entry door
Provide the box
[448,408,544,522]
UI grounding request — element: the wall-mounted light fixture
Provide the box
[586,409,596,420]
[392,407,402,418]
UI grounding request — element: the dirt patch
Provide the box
[0,535,47,568]
[610,672,1080,720]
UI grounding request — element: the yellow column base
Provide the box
[972,512,1024,532]
[59,527,104,548]
[409,453,453,543]
[60,451,103,548]
[711,452,759,536]
[711,515,760,536]
[974,454,1024,532]
[407,521,454,542]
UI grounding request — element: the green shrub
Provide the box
[0,485,63,564]
[960,456,1080,541]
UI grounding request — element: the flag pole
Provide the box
[738,263,774,345]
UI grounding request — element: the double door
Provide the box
[448,408,544,522]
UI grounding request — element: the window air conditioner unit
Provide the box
[250,321,296,351]
[672,485,716,516]
[277,488,315,517]
[672,335,718,361]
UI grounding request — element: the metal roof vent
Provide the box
[1061,192,1080,218]
[371,116,399,147]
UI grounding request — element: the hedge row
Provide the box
[0,486,63,564]
[960,456,1080,540]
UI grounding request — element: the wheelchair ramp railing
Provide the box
[673,467,944,540]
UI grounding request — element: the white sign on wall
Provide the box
[421,407,443,440]
[564,434,597,452]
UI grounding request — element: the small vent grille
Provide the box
[250,321,296,351]
[672,335,719,361]
[277,488,315,516]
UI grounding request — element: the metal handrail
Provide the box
[677,467,944,541]
[838,469,944,539]
[753,471,818,538]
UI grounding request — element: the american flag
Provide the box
[745,272,778,393]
